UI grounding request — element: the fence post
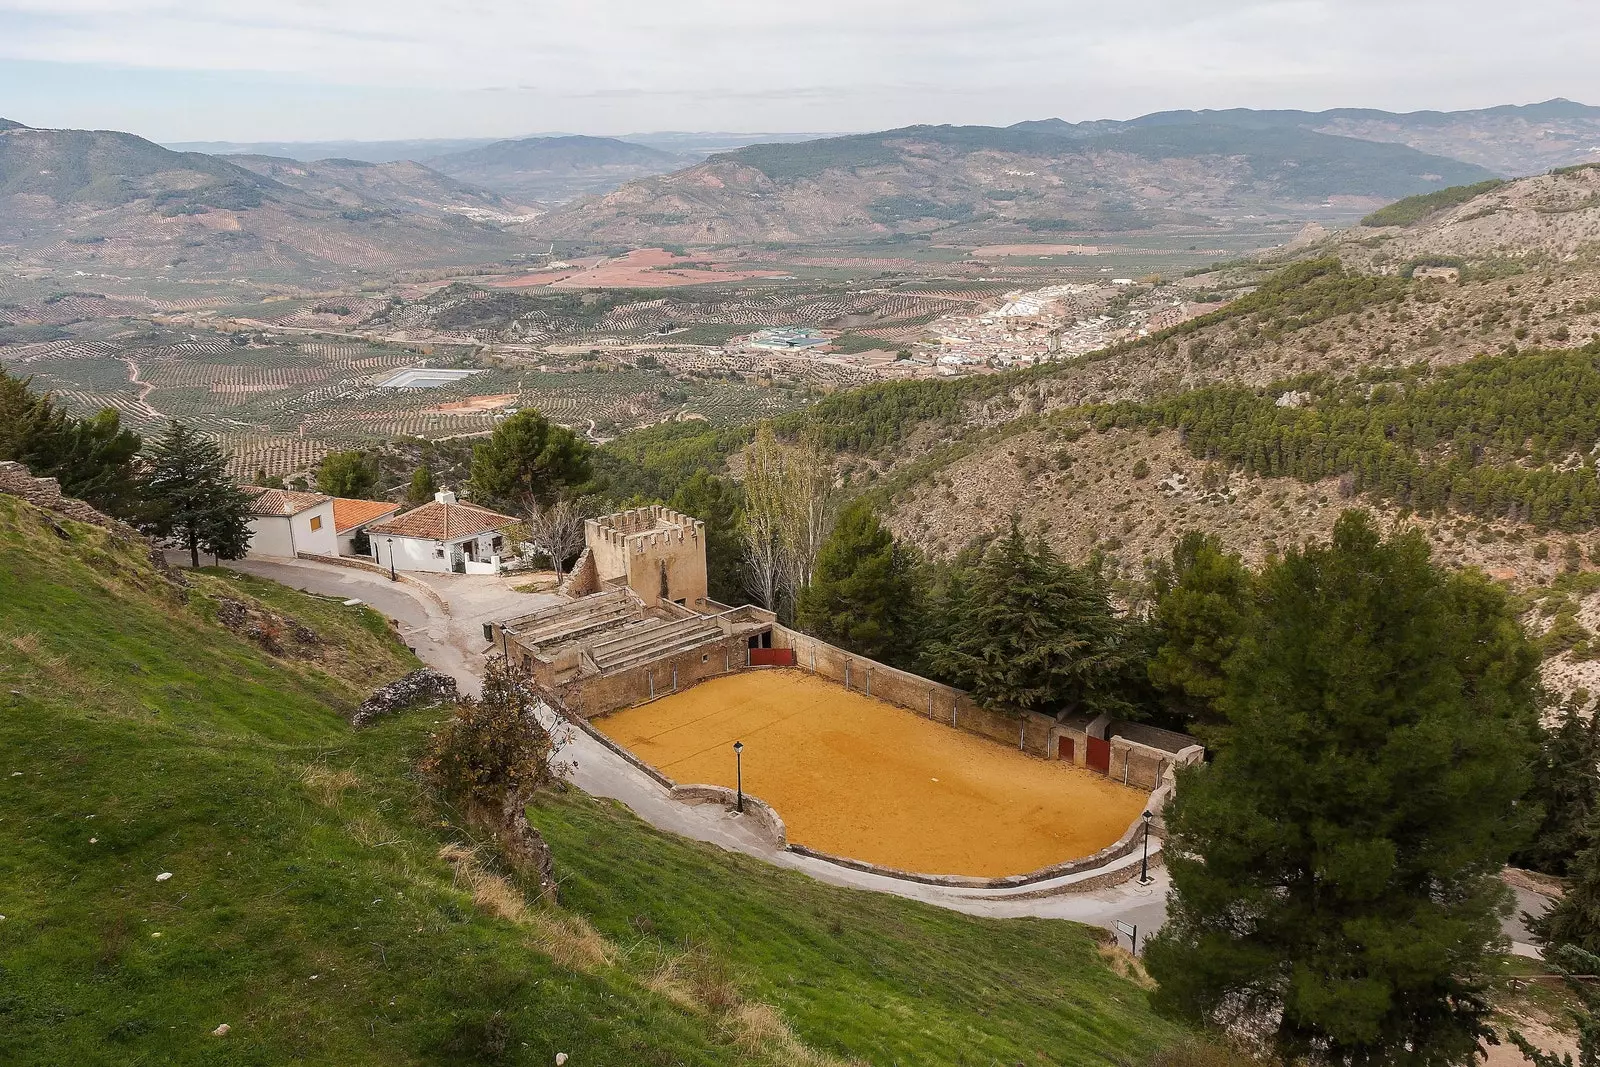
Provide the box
[865,669,870,698]
[1019,718,1027,751]
[952,698,958,727]
[648,669,655,700]
[672,663,678,692]
[845,661,851,691]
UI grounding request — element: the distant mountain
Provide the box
[0,123,531,280]
[163,136,504,163]
[224,155,533,215]
[426,135,688,204]
[1116,99,1600,177]
[533,121,1497,245]
[0,117,26,132]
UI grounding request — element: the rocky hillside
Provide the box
[427,134,687,205]
[0,121,531,280]
[1340,164,1600,267]
[534,122,1495,245]
[224,154,533,217]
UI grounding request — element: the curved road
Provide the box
[211,556,1548,950]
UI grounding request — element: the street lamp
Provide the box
[1139,809,1154,885]
[732,740,744,813]
[386,537,396,582]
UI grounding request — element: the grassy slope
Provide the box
[0,494,1181,1065]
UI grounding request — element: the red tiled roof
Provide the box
[332,497,399,533]
[243,487,329,518]
[366,500,517,541]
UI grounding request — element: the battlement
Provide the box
[584,506,708,608]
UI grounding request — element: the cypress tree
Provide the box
[796,499,920,667]
[930,520,1142,720]
[1145,511,1541,1066]
[140,420,252,569]
[1147,531,1251,730]
[1532,823,1600,956]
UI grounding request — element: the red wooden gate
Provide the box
[1086,736,1111,774]
[1058,737,1075,762]
[749,648,796,667]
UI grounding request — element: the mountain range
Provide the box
[0,120,532,280]
[530,100,1600,246]
[4,100,1599,281]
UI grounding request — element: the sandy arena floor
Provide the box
[594,670,1148,878]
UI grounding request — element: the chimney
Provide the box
[435,489,458,505]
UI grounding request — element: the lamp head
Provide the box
[733,741,744,754]
[1142,810,1153,821]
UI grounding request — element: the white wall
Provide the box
[289,500,339,557]
[246,517,294,558]
[374,534,452,574]
[372,530,509,574]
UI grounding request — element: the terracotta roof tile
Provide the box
[332,497,399,533]
[366,500,517,542]
[244,487,330,518]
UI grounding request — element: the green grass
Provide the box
[533,792,1184,1065]
[0,493,1184,1065]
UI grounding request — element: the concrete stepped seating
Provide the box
[589,616,723,674]
[506,591,641,647]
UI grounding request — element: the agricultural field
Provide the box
[2,322,818,479]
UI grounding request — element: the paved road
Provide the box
[194,556,1551,953]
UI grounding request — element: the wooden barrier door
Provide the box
[1058,737,1075,762]
[749,648,796,667]
[1086,736,1111,774]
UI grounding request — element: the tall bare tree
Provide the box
[519,497,588,580]
[740,424,786,611]
[777,427,838,614]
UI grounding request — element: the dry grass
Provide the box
[7,632,67,671]
[437,843,614,971]
[300,764,362,807]
[1099,941,1157,990]
[434,841,856,1063]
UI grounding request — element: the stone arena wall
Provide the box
[553,635,752,718]
[769,624,1058,758]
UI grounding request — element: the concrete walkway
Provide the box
[193,555,1548,955]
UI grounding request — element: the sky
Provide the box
[0,0,1595,142]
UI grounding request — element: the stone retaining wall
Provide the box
[555,635,753,719]
[293,551,452,616]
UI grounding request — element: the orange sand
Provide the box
[595,670,1148,877]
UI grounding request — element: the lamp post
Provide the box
[1139,809,1154,885]
[386,537,396,582]
[732,740,744,813]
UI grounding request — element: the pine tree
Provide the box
[1,368,142,518]
[140,420,252,569]
[1533,821,1600,955]
[796,499,921,667]
[316,449,378,499]
[1145,511,1542,1067]
[467,411,591,510]
[1516,697,1600,875]
[408,464,437,506]
[1147,531,1252,730]
[669,470,745,605]
[930,520,1142,720]
[1510,945,1600,1067]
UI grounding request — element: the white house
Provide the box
[333,498,400,557]
[243,488,338,558]
[366,491,518,575]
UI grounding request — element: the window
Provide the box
[309,515,323,531]
[433,545,445,559]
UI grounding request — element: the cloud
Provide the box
[0,0,1593,138]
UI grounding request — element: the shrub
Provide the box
[419,666,556,806]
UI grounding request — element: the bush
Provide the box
[419,666,556,805]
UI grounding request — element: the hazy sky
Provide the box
[0,0,1595,142]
